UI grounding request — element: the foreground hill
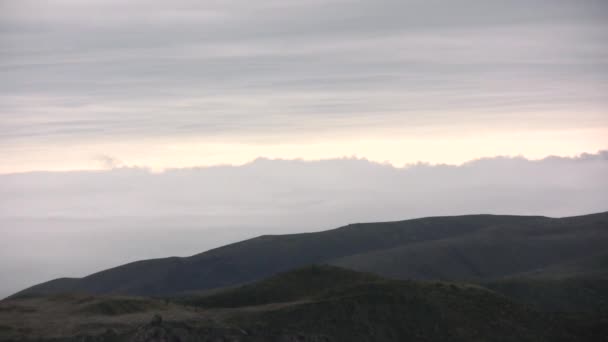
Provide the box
[2,266,606,341]
[12,212,608,298]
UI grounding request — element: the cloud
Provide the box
[2,151,607,223]
[95,154,124,169]
[1,0,607,151]
[1,150,607,298]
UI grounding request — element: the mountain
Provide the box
[332,212,608,280]
[2,266,606,341]
[12,212,608,298]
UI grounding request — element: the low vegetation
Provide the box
[2,265,607,341]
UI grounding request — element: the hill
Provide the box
[2,266,606,341]
[11,212,608,298]
[332,213,608,280]
[176,265,382,308]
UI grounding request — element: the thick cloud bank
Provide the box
[1,151,607,297]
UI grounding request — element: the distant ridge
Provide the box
[11,211,608,298]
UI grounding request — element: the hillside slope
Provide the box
[12,212,608,298]
[331,213,608,280]
[3,266,606,342]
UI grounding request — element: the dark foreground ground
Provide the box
[2,266,607,342]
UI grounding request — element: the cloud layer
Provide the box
[1,151,607,297]
[1,0,607,172]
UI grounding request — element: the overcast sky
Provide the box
[1,0,607,172]
[1,1,608,297]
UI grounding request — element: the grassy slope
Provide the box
[485,251,608,313]
[3,265,607,341]
[0,294,197,340]
[488,275,608,314]
[487,248,608,312]
[330,213,608,281]
[177,265,382,308]
[187,265,607,341]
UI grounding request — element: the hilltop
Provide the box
[12,212,608,298]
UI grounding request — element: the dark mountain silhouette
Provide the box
[12,212,608,298]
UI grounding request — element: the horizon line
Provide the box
[2,149,606,176]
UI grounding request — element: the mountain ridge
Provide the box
[11,212,608,299]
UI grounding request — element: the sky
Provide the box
[1,0,608,297]
[1,0,607,172]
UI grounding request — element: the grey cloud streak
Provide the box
[1,0,607,145]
